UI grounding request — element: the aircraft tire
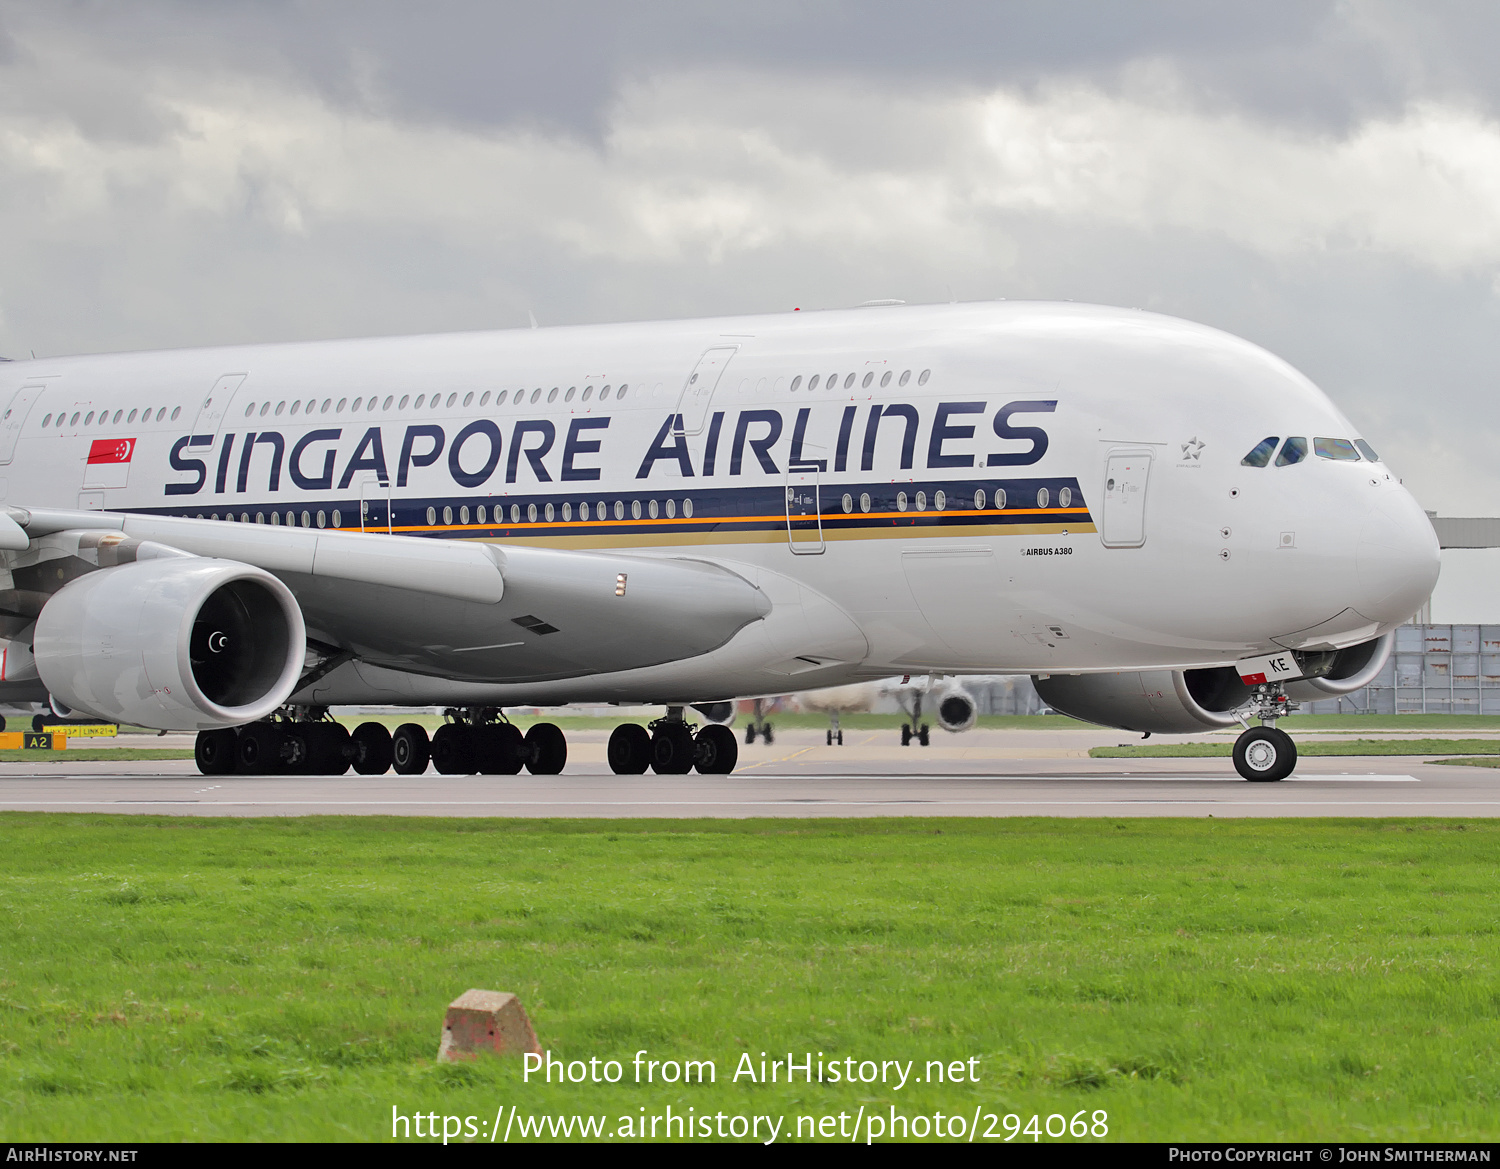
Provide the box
[694,724,738,774]
[1233,726,1297,782]
[650,724,695,774]
[745,725,756,744]
[391,722,431,776]
[476,723,525,775]
[195,728,238,775]
[763,724,774,745]
[432,723,478,775]
[918,724,930,747]
[608,724,651,774]
[324,722,354,775]
[350,721,394,775]
[900,724,912,746]
[236,723,286,774]
[525,722,567,775]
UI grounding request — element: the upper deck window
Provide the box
[1241,437,1278,467]
[1314,437,1360,461]
[1275,437,1308,466]
[1354,439,1380,462]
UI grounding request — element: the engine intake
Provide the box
[34,558,306,730]
[934,685,977,733]
[1284,634,1393,701]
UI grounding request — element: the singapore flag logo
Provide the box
[87,438,136,464]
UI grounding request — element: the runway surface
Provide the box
[0,726,1494,816]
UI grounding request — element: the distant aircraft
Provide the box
[0,301,1437,780]
[791,676,986,746]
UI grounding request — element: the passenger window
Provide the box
[1314,437,1360,461]
[1241,437,1279,467]
[1276,437,1308,466]
[1355,439,1379,462]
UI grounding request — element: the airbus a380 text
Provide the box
[0,301,1438,780]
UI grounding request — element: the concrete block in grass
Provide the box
[437,989,541,1061]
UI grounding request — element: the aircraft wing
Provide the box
[3,507,772,685]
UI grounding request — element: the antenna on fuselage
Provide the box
[527,309,538,330]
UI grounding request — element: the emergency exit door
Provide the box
[1100,451,1151,547]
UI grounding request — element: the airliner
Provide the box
[0,301,1438,781]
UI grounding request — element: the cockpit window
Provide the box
[1241,437,1278,467]
[1354,439,1379,462]
[1275,436,1308,466]
[1315,437,1360,461]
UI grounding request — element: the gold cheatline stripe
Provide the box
[443,521,1097,550]
[354,505,1094,536]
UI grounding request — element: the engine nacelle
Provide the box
[1033,667,1251,735]
[34,558,306,731]
[1283,634,1393,701]
[691,701,736,726]
[934,685,978,733]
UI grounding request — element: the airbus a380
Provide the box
[0,301,1438,781]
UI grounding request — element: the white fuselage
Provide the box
[0,301,1439,706]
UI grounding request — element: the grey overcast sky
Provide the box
[3,1,1500,615]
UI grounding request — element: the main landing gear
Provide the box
[194,707,569,776]
[1232,684,1298,782]
[608,707,738,775]
[744,698,774,745]
[899,690,930,747]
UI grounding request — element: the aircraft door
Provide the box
[674,347,737,437]
[359,475,391,534]
[786,464,825,554]
[0,385,45,464]
[190,374,247,438]
[1101,450,1151,548]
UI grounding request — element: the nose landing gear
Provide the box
[1232,685,1298,782]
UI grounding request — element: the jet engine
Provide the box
[1282,634,1393,701]
[934,684,978,733]
[34,558,306,731]
[1033,667,1251,735]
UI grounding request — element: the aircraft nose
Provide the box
[1353,486,1440,625]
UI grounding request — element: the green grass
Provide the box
[1,815,1498,1142]
[1091,739,1500,759]
[1428,757,1500,768]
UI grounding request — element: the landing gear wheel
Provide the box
[901,723,912,746]
[302,722,350,775]
[763,724,774,745]
[391,722,431,776]
[350,722,393,775]
[475,723,524,775]
[745,725,757,744]
[826,729,833,745]
[195,728,238,775]
[694,724,738,774]
[918,724,930,747]
[525,722,568,775]
[236,723,285,774]
[432,723,477,775]
[1234,726,1297,782]
[836,730,844,745]
[608,724,651,774]
[651,723,695,774]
